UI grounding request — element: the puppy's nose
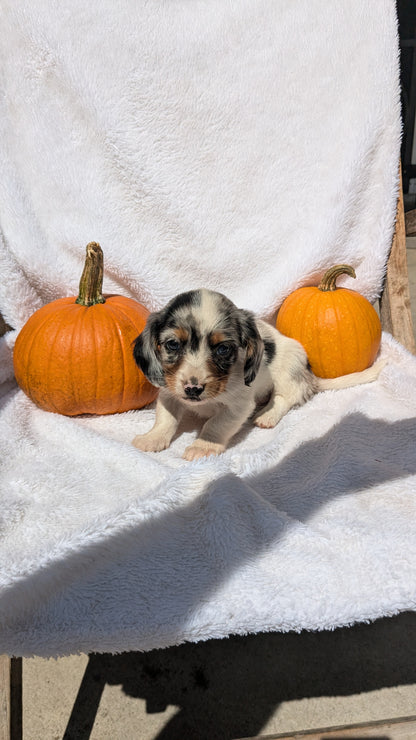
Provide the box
[184,383,205,399]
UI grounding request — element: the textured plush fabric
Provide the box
[1,1,413,658]
[0,0,401,328]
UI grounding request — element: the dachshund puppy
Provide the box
[132,289,384,461]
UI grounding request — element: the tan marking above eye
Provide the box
[173,328,189,342]
[209,331,227,345]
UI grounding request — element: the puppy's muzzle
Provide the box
[183,383,205,401]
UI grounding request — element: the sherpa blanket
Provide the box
[0,0,413,658]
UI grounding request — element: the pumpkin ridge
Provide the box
[99,303,128,411]
[85,302,97,413]
[335,294,349,375]
[91,307,105,413]
[71,303,90,413]
[14,302,78,412]
[349,292,367,371]
[54,305,81,413]
[332,288,357,375]
[320,291,339,378]
[17,312,48,382]
[20,303,66,360]
[106,299,157,411]
[293,291,310,363]
[313,293,326,377]
[105,296,146,329]
[104,298,148,372]
[370,301,382,344]
[355,294,379,365]
[43,310,73,413]
[88,305,117,415]
[348,293,363,371]
[302,291,319,358]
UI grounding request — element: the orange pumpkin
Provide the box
[13,242,157,415]
[276,264,381,378]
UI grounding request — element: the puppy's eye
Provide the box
[164,338,182,352]
[214,343,232,358]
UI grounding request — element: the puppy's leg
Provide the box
[183,401,254,461]
[132,392,183,453]
[254,387,304,428]
[254,360,313,429]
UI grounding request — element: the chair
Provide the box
[0,167,414,740]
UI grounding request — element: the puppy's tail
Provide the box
[315,358,386,392]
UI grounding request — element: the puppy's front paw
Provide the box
[132,433,171,453]
[183,440,225,461]
[254,409,281,429]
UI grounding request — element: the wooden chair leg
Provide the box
[380,164,416,354]
[0,657,22,740]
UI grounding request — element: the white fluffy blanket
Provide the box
[1,1,414,658]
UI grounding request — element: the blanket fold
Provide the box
[1,0,414,657]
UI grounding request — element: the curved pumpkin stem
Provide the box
[318,264,356,292]
[75,242,106,306]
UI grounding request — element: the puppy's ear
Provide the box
[237,309,264,386]
[133,312,166,387]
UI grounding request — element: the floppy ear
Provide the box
[237,309,264,386]
[133,312,166,387]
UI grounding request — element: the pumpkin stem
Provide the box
[318,264,356,292]
[75,242,106,306]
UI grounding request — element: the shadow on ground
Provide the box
[63,611,416,740]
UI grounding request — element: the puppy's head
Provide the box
[133,289,263,403]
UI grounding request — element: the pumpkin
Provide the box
[276,264,382,378]
[13,242,157,415]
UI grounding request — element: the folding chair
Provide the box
[1,165,414,740]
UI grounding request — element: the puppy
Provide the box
[132,289,384,461]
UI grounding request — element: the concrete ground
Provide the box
[22,241,416,740]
